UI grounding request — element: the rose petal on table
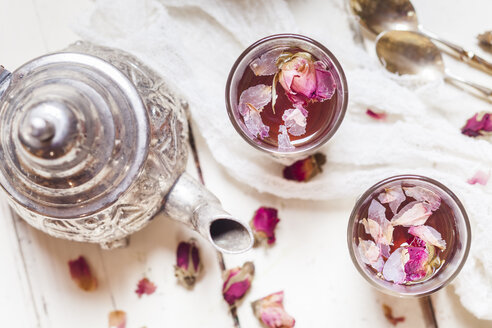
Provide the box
[391,201,432,227]
[278,125,295,151]
[250,207,280,245]
[383,247,409,284]
[382,304,405,326]
[282,153,326,181]
[467,170,490,185]
[135,278,157,297]
[408,225,446,250]
[403,186,441,211]
[222,261,255,306]
[238,84,272,116]
[282,107,307,136]
[252,291,296,328]
[461,112,492,137]
[175,239,202,288]
[378,185,405,214]
[68,256,97,292]
[249,48,285,76]
[366,109,387,120]
[108,310,126,328]
[358,238,384,272]
[404,246,429,282]
[313,61,336,102]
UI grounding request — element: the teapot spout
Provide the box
[163,173,254,254]
[0,66,11,99]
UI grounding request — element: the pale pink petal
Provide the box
[282,107,307,136]
[378,185,405,214]
[244,109,270,139]
[252,291,295,328]
[408,226,446,250]
[403,186,441,211]
[314,61,336,101]
[358,238,384,272]
[361,218,394,247]
[380,244,391,258]
[391,202,432,227]
[467,170,490,185]
[368,199,387,223]
[383,248,409,284]
[239,84,272,116]
[278,125,295,151]
[249,49,284,76]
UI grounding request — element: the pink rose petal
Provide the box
[135,278,157,298]
[383,248,409,284]
[222,262,255,306]
[358,238,384,272]
[404,247,429,282]
[175,239,202,288]
[282,107,307,136]
[68,256,97,292]
[108,310,126,328]
[403,186,441,211]
[278,125,295,151]
[378,185,405,214]
[461,112,492,137]
[409,226,446,250]
[250,207,280,245]
[239,84,272,116]
[467,170,490,185]
[252,291,295,328]
[365,200,394,246]
[313,61,336,102]
[244,108,270,140]
[249,48,284,76]
[391,201,432,227]
[366,109,387,120]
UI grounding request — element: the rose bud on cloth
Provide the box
[283,153,326,182]
[252,291,295,328]
[108,310,126,328]
[68,256,97,291]
[222,261,255,306]
[174,239,202,288]
[250,207,280,245]
[135,278,157,297]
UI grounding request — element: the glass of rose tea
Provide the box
[225,34,348,157]
[347,175,471,296]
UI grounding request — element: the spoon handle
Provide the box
[420,28,492,75]
[444,71,492,98]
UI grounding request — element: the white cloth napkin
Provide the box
[75,0,492,319]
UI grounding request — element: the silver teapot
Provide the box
[0,42,253,253]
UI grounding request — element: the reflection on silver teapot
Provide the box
[0,42,253,253]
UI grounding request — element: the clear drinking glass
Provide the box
[225,34,348,158]
[347,175,471,297]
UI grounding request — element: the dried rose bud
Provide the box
[108,310,126,328]
[478,31,492,47]
[174,239,202,289]
[135,278,157,297]
[366,109,387,120]
[461,112,492,137]
[252,291,295,328]
[68,256,97,291]
[283,153,326,182]
[222,261,255,306]
[250,207,280,245]
[382,304,405,326]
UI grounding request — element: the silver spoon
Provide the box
[376,30,492,99]
[349,0,492,75]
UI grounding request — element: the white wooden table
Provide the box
[1,0,492,327]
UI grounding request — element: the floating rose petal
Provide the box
[391,201,432,227]
[365,199,394,246]
[403,186,441,211]
[282,107,307,136]
[278,125,295,151]
[252,291,295,328]
[250,48,285,76]
[135,278,157,298]
[409,226,446,250]
[174,239,202,288]
[222,261,255,306]
[461,112,492,137]
[250,207,280,245]
[313,61,336,102]
[108,310,126,328]
[404,246,429,282]
[366,109,387,120]
[238,84,272,116]
[68,256,97,292]
[244,106,270,140]
[378,185,405,214]
[467,170,490,185]
[383,247,409,284]
[382,304,405,326]
[358,238,384,272]
[282,153,326,182]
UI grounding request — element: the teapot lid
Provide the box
[0,52,150,218]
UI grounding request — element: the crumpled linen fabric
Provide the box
[75,0,492,319]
